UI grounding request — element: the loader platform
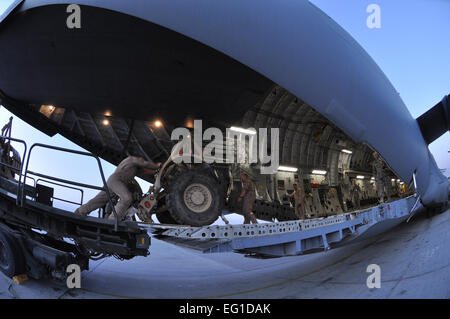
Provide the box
[147,195,419,257]
[0,133,150,280]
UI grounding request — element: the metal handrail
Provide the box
[0,135,27,205]
[22,143,119,231]
[35,178,84,206]
[406,171,421,223]
[24,176,36,186]
[412,170,418,192]
[406,194,421,223]
[29,171,103,191]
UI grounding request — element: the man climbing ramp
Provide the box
[75,155,161,221]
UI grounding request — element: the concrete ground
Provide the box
[1,208,449,299]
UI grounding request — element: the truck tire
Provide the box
[0,230,25,278]
[166,169,222,226]
[156,211,178,224]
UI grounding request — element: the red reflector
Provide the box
[387,204,390,210]
[145,202,151,208]
[179,150,183,155]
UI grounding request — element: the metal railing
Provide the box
[35,178,84,207]
[25,176,36,187]
[21,143,119,231]
[406,171,421,223]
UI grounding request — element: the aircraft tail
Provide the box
[416,94,450,144]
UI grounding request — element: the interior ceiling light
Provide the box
[278,166,298,172]
[185,118,194,129]
[356,175,365,179]
[341,149,352,154]
[229,126,257,135]
[312,170,327,175]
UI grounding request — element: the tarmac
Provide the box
[0,208,449,299]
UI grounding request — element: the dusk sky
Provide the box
[0,0,448,220]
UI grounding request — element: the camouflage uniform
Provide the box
[288,188,305,219]
[350,184,361,210]
[75,156,158,220]
[241,179,258,224]
[384,176,391,202]
[372,156,392,203]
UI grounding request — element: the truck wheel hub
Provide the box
[184,184,212,213]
